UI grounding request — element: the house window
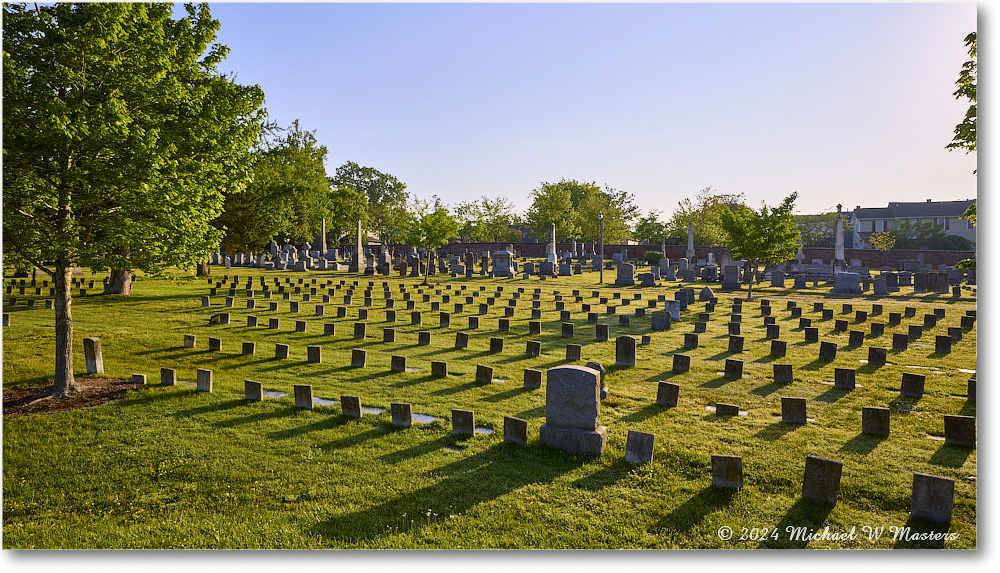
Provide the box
[968,218,975,229]
[875,220,884,232]
[936,218,945,227]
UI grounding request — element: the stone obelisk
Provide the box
[548,223,557,263]
[319,217,328,257]
[686,222,696,260]
[349,219,365,273]
[834,204,845,269]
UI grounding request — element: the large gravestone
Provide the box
[539,365,608,456]
[83,337,104,374]
[721,265,741,290]
[615,263,635,286]
[833,272,862,294]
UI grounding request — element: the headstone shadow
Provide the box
[308,443,581,542]
[379,434,461,465]
[650,485,736,534]
[213,405,298,429]
[799,359,828,371]
[838,433,887,455]
[429,379,483,397]
[570,459,632,492]
[618,403,665,423]
[754,421,799,442]
[958,401,976,416]
[891,516,948,549]
[813,386,851,403]
[321,424,394,452]
[699,375,732,389]
[756,498,834,548]
[481,386,529,402]
[928,443,974,468]
[267,415,351,441]
[171,398,245,419]
[888,396,919,414]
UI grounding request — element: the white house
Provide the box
[849,199,976,249]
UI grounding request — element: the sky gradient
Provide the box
[207,1,977,218]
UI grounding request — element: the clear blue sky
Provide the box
[206,1,977,218]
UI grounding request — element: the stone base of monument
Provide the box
[539,424,608,456]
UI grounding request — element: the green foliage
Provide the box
[401,197,459,283]
[331,161,409,246]
[868,231,896,252]
[887,220,972,251]
[455,196,522,243]
[947,32,976,163]
[794,212,854,248]
[956,203,976,268]
[634,211,668,246]
[3,2,266,274]
[524,180,635,243]
[214,120,330,253]
[665,188,745,246]
[642,251,663,264]
[326,185,370,246]
[524,180,583,242]
[718,193,800,299]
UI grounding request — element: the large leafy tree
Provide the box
[326,185,370,248]
[331,161,409,248]
[665,188,746,246]
[524,180,635,244]
[634,211,668,246]
[455,196,522,243]
[947,32,976,159]
[718,193,801,300]
[887,220,972,251]
[794,212,853,248]
[214,120,331,253]
[3,3,266,396]
[400,197,460,285]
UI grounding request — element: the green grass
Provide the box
[2,266,977,548]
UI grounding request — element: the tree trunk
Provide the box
[196,261,210,277]
[422,252,432,286]
[745,261,755,301]
[104,269,133,295]
[52,260,77,397]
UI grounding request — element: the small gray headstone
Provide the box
[711,454,743,489]
[244,380,263,401]
[911,473,955,525]
[781,397,807,424]
[431,360,448,377]
[624,430,654,464]
[862,406,890,435]
[503,416,528,446]
[943,415,976,447]
[83,337,104,374]
[160,367,176,386]
[452,409,475,436]
[801,455,842,505]
[341,395,362,418]
[390,402,413,428]
[131,373,146,385]
[351,348,366,368]
[294,384,313,409]
[524,368,542,389]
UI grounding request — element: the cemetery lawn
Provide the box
[2,268,976,549]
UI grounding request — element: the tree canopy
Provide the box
[718,193,801,300]
[665,188,745,246]
[331,161,409,247]
[634,211,668,246]
[794,212,853,248]
[524,180,635,243]
[887,220,972,251]
[3,2,266,395]
[401,197,460,285]
[947,32,976,160]
[455,196,523,243]
[213,120,330,253]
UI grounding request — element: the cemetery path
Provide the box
[3,377,144,418]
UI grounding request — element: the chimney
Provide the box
[855,206,860,211]
[927,199,932,202]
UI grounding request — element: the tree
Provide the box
[213,120,331,254]
[3,3,266,396]
[400,197,460,285]
[888,220,972,251]
[454,196,522,243]
[326,185,370,247]
[524,180,635,244]
[718,193,801,300]
[956,204,976,269]
[947,32,976,161]
[577,185,635,244]
[794,212,854,248]
[634,211,668,246]
[665,188,745,246]
[524,180,582,242]
[869,231,896,252]
[331,161,409,248]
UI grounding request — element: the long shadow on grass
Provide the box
[213,405,298,428]
[429,380,484,397]
[650,485,736,534]
[813,387,851,403]
[482,386,530,403]
[320,424,394,452]
[891,516,949,549]
[750,381,789,397]
[928,444,974,468]
[268,415,352,441]
[699,376,733,389]
[309,443,582,541]
[839,433,888,455]
[756,499,834,548]
[172,399,246,418]
[570,458,632,491]
[958,401,976,416]
[618,403,666,424]
[754,421,799,442]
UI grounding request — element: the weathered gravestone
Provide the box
[538,365,608,456]
[801,455,843,505]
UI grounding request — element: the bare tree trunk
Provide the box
[104,269,132,295]
[745,261,755,301]
[196,260,210,277]
[53,260,77,397]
